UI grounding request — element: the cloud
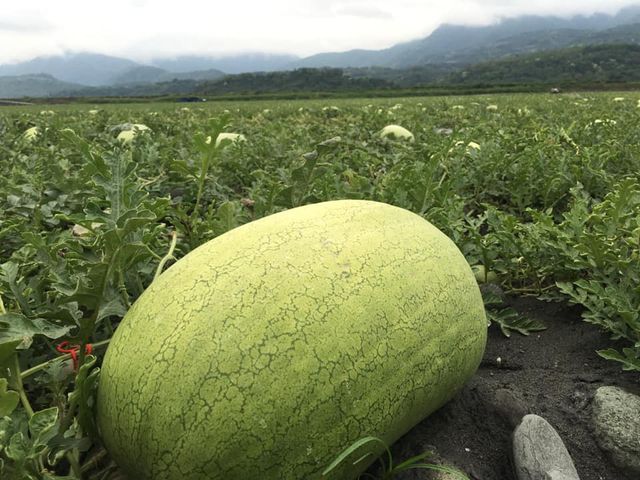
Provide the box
[333,5,393,19]
[437,0,640,24]
[0,1,639,63]
[0,16,52,33]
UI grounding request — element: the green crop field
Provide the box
[1,92,639,479]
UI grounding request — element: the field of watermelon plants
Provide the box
[0,92,639,479]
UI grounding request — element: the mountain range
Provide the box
[0,53,297,88]
[1,5,640,98]
[294,6,640,68]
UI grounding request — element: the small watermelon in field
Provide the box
[205,132,246,147]
[116,124,150,144]
[472,264,498,284]
[22,126,40,142]
[379,124,414,142]
[97,200,487,480]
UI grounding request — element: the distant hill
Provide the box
[0,74,83,98]
[294,6,640,68]
[432,22,640,65]
[3,6,640,98]
[60,43,640,98]
[196,68,391,95]
[55,68,392,98]
[109,66,225,85]
[6,44,640,99]
[447,43,640,85]
[0,52,296,95]
[346,43,640,87]
[0,53,140,86]
[345,65,461,88]
[151,53,299,74]
[109,65,168,85]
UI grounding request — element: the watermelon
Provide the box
[214,132,246,147]
[97,200,486,480]
[379,124,414,142]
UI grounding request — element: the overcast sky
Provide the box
[1,0,638,63]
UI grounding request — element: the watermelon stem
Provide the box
[10,355,34,418]
[20,339,111,380]
[154,230,178,281]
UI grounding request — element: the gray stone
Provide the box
[512,414,580,480]
[592,386,640,475]
[544,470,575,480]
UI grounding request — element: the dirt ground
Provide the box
[386,297,639,480]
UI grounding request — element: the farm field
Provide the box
[0,92,639,479]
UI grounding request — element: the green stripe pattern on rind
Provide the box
[97,200,487,480]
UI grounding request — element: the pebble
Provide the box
[592,386,640,475]
[512,414,580,480]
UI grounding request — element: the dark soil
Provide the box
[387,296,640,480]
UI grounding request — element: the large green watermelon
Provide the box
[97,200,487,480]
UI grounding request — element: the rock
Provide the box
[544,470,574,480]
[512,414,580,480]
[592,386,640,475]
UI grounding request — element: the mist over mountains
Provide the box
[151,54,300,75]
[294,5,640,68]
[1,5,640,98]
[0,53,297,87]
